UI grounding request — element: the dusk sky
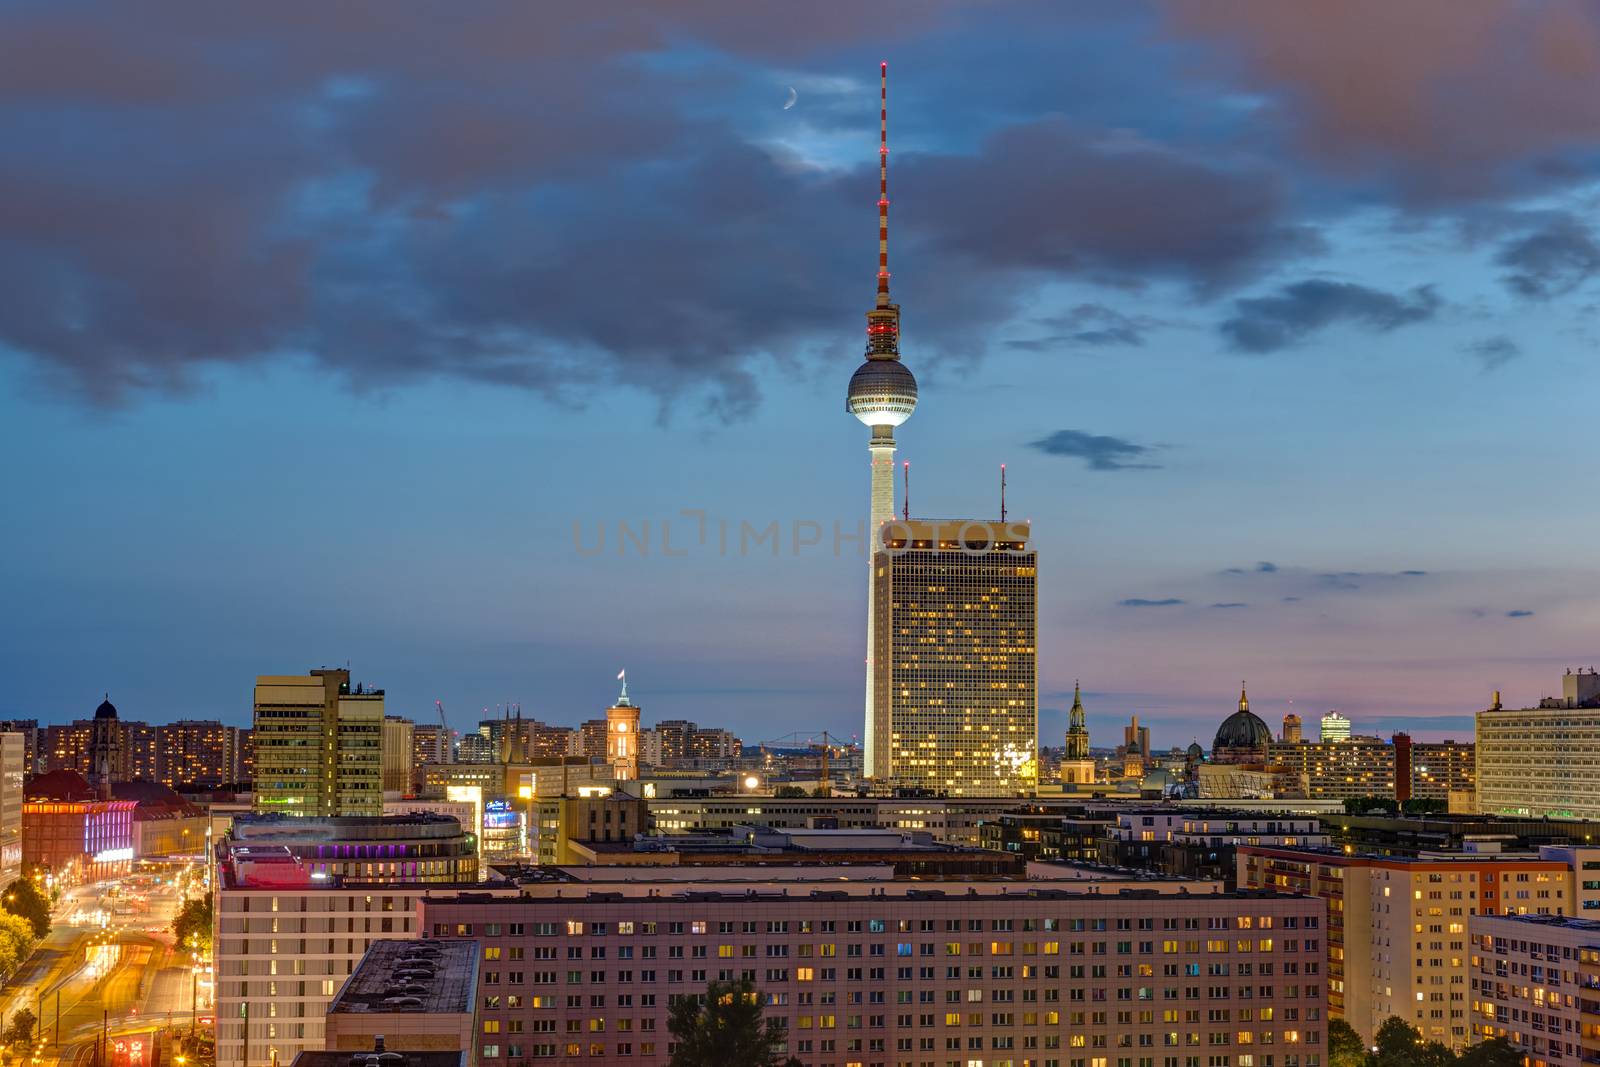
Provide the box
[4,2,1600,747]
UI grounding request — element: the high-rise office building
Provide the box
[253,668,383,816]
[846,64,918,779]
[870,519,1038,795]
[381,716,413,793]
[1281,712,1303,743]
[1320,710,1351,742]
[1122,713,1150,758]
[157,719,236,788]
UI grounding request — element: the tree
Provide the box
[2,877,49,940]
[2,1009,35,1049]
[667,980,801,1067]
[1457,1038,1524,1067]
[773,786,808,799]
[1327,1019,1367,1067]
[173,893,213,956]
[0,913,36,977]
[1371,1017,1453,1067]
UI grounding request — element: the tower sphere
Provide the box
[846,357,918,427]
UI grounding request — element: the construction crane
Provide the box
[756,731,852,797]
[434,700,453,763]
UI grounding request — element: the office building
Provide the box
[1468,912,1600,1064]
[869,519,1038,796]
[1319,712,1351,743]
[529,793,648,865]
[253,668,384,816]
[1281,714,1303,744]
[605,682,640,782]
[291,1045,462,1067]
[157,719,237,789]
[421,879,1327,1067]
[1478,671,1600,819]
[322,940,478,1056]
[0,721,43,776]
[1238,844,1574,1047]
[212,849,514,1067]
[22,769,135,882]
[456,733,492,764]
[1123,715,1151,760]
[383,716,414,794]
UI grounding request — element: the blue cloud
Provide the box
[1119,597,1185,608]
[1506,609,1535,618]
[1029,430,1162,471]
[1210,602,1248,609]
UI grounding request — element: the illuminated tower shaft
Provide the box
[846,63,918,780]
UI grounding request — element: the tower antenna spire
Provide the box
[877,61,891,308]
[902,460,910,521]
[1000,464,1007,522]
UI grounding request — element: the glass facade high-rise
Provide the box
[871,519,1038,795]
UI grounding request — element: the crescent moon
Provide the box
[783,86,798,110]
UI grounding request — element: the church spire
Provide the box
[1239,681,1249,713]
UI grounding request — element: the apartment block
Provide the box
[1238,845,1574,1048]
[158,720,238,789]
[1468,913,1600,1067]
[421,882,1327,1067]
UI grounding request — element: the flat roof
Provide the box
[291,1052,464,1067]
[328,939,477,1016]
[426,885,1310,906]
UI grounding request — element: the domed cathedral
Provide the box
[1211,683,1271,764]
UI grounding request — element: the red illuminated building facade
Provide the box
[22,769,135,881]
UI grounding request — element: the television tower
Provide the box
[846,62,918,775]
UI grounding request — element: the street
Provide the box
[0,866,210,1067]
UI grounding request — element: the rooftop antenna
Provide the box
[1000,464,1007,522]
[877,61,891,309]
[902,460,910,521]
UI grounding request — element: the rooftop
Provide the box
[1473,913,1600,932]
[430,885,1306,906]
[290,1041,463,1067]
[329,939,478,1016]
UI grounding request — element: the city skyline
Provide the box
[6,4,1600,744]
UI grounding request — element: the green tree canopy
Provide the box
[1328,1019,1367,1067]
[2,1008,35,1048]
[173,893,213,956]
[2,877,50,940]
[667,980,800,1067]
